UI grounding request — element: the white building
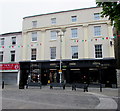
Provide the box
[19,7,117,87]
[0,31,22,85]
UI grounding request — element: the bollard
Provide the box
[84,84,88,92]
[63,84,65,90]
[100,84,102,92]
[2,81,4,89]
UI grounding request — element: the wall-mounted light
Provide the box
[110,39,114,46]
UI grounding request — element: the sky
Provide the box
[0,0,96,34]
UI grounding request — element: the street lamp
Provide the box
[56,29,66,83]
[93,62,102,92]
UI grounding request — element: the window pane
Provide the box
[1,38,4,45]
[51,31,57,40]
[32,21,37,27]
[11,51,15,62]
[12,37,16,45]
[71,46,78,59]
[0,52,3,62]
[71,29,78,38]
[31,49,36,60]
[71,16,77,22]
[94,26,101,36]
[51,18,56,24]
[95,45,102,58]
[94,13,100,20]
[50,47,56,59]
[32,32,37,41]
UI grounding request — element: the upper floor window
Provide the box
[51,31,57,40]
[0,51,3,62]
[32,32,37,41]
[50,47,56,59]
[94,26,101,36]
[71,46,78,59]
[94,13,100,20]
[31,48,37,60]
[0,38,5,46]
[95,44,102,58]
[32,21,37,28]
[51,18,56,24]
[12,37,16,45]
[11,51,15,62]
[71,16,77,22]
[71,28,78,38]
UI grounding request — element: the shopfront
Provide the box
[0,63,20,85]
[19,58,117,88]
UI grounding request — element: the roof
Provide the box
[23,6,101,19]
[0,31,22,37]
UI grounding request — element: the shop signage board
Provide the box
[59,70,62,72]
[0,63,20,70]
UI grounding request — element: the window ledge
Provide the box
[71,59,79,60]
[95,58,103,59]
[31,41,37,43]
[49,39,57,42]
[94,36,102,38]
[70,37,78,40]
[50,59,56,61]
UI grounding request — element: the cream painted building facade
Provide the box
[19,7,117,87]
[22,7,114,61]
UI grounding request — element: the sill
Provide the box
[95,58,103,59]
[31,41,37,43]
[94,36,102,38]
[49,39,57,42]
[70,37,78,40]
[31,60,37,61]
[50,59,56,61]
[71,59,79,60]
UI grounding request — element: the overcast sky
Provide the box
[0,0,96,34]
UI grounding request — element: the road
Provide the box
[1,85,119,110]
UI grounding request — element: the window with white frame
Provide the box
[71,16,77,22]
[51,18,56,24]
[94,13,100,20]
[32,21,37,27]
[32,32,37,41]
[50,47,56,59]
[11,51,15,62]
[0,51,3,62]
[31,48,37,60]
[94,26,101,36]
[71,46,78,59]
[0,38,5,46]
[95,44,102,58]
[71,28,78,38]
[12,37,16,45]
[51,31,57,40]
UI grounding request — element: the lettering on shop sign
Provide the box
[31,64,39,67]
[69,63,76,65]
[0,63,20,70]
[50,63,56,66]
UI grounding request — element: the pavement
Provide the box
[1,85,120,110]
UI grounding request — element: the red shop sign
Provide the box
[0,63,20,70]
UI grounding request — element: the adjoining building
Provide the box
[19,7,117,88]
[0,31,22,85]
